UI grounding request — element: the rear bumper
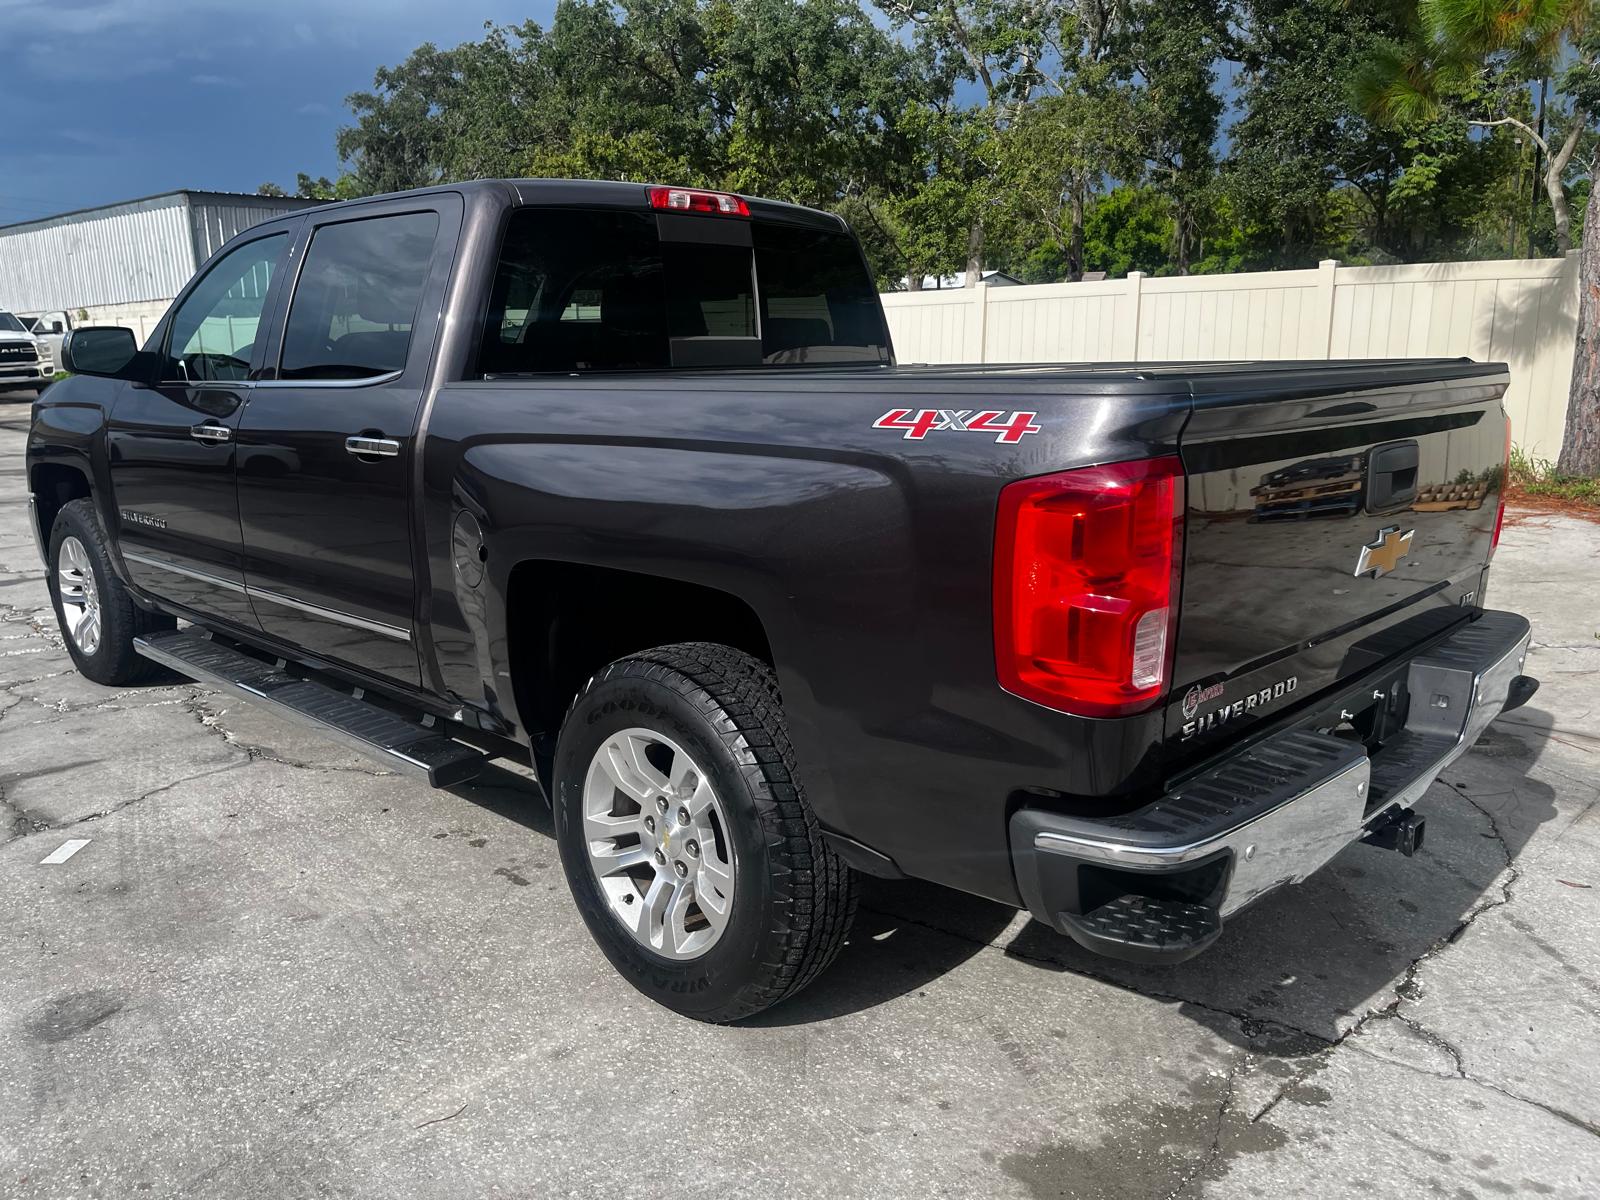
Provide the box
[1010,609,1534,964]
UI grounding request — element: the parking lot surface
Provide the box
[2,397,1598,1198]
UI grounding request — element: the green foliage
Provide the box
[1509,445,1600,504]
[285,0,1599,285]
[1082,186,1173,277]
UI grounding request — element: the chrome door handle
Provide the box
[345,435,401,459]
[190,423,231,443]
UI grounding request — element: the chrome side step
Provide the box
[134,629,488,787]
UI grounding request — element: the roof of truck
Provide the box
[240,178,848,235]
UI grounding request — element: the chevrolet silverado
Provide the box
[26,179,1538,1020]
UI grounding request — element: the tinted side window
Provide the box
[280,212,440,381]
[754,223,889,364]
[481,210,669,374]
[165,233,286,382]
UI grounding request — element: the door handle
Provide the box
[345,435,401,459]
[190,423,231,443]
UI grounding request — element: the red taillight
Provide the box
[994,456,1184,718]
[1490,414,1510,557]
[647,186,750,217]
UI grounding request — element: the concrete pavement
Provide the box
[1,393,1597,1198]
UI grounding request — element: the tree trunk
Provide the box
[1068,173,1085,282]
[965,219,984,287]
[1556,178,1600,477]
[1529,78,1547,257]
[1545,121,1582,254]
[1173,206,1192,276]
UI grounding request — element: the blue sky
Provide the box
[0,0,556,224]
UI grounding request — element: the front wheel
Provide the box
[47,498,173,685]
[553,643,857,1022]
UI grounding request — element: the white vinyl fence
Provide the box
[880,254,1581,459]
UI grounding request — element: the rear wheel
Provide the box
[48,499,173,685]
[553,642,857,1022]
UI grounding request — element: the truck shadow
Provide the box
[757,717,1562,1046]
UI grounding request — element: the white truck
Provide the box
[22,310,73,373]
[0,310,55,395]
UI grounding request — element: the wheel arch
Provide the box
[504,558,775,745]
[29,460,94,549]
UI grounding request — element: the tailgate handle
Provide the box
[1367,441,1419,510]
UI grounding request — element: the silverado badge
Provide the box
[1354,525,1413,578]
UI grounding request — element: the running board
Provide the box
[134,629,488,787]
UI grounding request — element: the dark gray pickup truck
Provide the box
[26,179,1537,1020]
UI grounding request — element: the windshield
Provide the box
[478,208,890,375]
[0,313,27,334]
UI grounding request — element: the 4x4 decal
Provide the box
[873,408,1041,444]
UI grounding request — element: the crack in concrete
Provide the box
[871,772,1577,1167]
[181,692,396,779]
[1344,1024,1600,1139]
[1165,1057,1248,1200]
[0,597,64,650]
[2,759,247,845]
[1242,780,1572,1145]
[1,774,51,841]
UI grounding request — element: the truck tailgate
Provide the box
[1167,362,1509,754]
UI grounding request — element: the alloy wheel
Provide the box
[582,727,736,960]
[56,535,102,656]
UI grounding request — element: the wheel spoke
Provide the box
[697,853,734,910]
[638,875,674,950]
[584,807,644,844]
[598,744,650,802]
[666,881,699,955]
[624,733,670,792]
[601,734,668,801]
[590,843,652,878]
[682,773,716,819]
[667,753,700,797]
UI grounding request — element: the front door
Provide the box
[236,202,453,687]
[107,230,290,629]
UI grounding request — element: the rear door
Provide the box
[108,228,293,629]
[236,194,459,686]
[1168,364,1507,754]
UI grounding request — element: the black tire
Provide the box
[47,498,174,685]
[553,642,857,1022]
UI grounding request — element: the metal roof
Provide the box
[0,189,323,235]
[0,190,323,312]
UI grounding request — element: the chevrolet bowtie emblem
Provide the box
[1355,525,1414,578]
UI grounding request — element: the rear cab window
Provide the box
[477,205,888,376]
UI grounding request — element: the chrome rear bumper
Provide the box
[1011,609,1534,963]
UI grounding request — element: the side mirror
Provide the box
[62,326,138,377]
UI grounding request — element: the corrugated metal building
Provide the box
[0,190,323,338]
